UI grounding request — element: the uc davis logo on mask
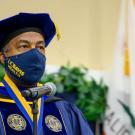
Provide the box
[8,59,25,78]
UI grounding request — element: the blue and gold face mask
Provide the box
[4,48,46,86]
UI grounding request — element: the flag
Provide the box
[128,0,135,134]
[104,0,132,134]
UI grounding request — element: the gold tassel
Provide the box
[54,22,61,40]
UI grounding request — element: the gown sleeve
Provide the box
[56,101,94,135]
[0,111,5,135]
[0,86,6,135]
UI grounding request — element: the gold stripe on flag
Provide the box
[124,43,130,76]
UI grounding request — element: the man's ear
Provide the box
[0,52,5,64]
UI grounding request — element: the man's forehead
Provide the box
[14,32,45,41]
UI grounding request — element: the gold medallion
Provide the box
[45,115,62,132]
[7,114,26,131]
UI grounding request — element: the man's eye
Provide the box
[38,46,44,50]
[18,44,29,49]
[36,45,45,50]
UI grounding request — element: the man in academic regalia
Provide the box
[0,13,93,135]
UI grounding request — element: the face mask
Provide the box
[4,48,46,86]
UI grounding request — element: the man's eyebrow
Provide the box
[36,41,45,45]
[17,40,30,44]
[17,40,45,44]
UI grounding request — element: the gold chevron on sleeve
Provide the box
[0,82,4,87]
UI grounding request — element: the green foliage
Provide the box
[40,64,108,122]
[0,64,5,81]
